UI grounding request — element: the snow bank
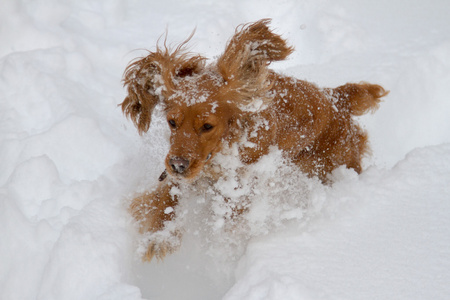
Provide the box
[225,145,450,300]
[1,0,450,299]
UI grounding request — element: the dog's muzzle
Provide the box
[169,157,190,174]
[159,153,213,181]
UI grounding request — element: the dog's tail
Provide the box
[331,83,389,116]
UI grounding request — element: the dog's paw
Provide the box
[142,239,178,261]
[138,230,181,262]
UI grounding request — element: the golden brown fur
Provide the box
[122,19,388,261]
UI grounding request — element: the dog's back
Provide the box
[242,74,388,181]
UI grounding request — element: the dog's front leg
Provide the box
[129,180,180,261]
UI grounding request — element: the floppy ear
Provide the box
[121,43,205,134]
[216,19,293,104]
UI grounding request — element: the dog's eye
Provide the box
[202,123,214,131]
[168,119,176,128]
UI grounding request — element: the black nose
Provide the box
[169,157,190,174]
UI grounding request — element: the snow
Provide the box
[1,0,450,299]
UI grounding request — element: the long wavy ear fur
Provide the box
[216,19,294,104]
[121,41,205,134]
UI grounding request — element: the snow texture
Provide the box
[1,0,450,299]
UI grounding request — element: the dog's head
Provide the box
[121,19,293,179]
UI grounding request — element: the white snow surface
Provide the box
[1,0,450,299]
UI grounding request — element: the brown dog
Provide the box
[122,19,388,261]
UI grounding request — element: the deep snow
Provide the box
[1,0,450,299]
